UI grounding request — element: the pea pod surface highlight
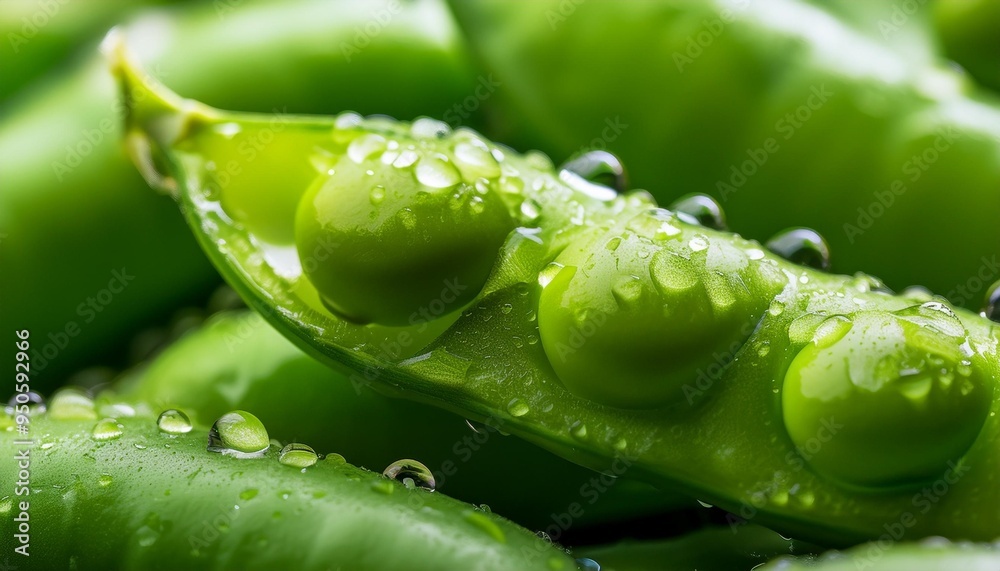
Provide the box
[117,54,1000,545]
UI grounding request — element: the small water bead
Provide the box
[453,141,501,179]
[746,248,766,260]
[333,112,363,131]
[688,236,709,252]
[97,474,113,487]
[520,198,542,223]
[559,150,627,193]
[507,398,530,417]
[207,410,269,457]
[369,185,386,205]
[278,443,318,468]
[5,390,45,415]
[323,453,347,465]
[383,459,436,491]
[415,155,462,189]
[570,421,588,439]
[392,149,419,169]
[982,279,1000,322]
[91,418,124,441]
[239,489,259,501]
[525,150,554,171]
[156,409,192,434]
[49,388,97,420]
[765,228,831,271]
[575,558,601,571]
[410,117,451,139]
[559,169,618,202]
[347,133,387,163]
[469,195,486,214]
[670,193,727,230]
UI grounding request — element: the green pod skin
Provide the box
[447,0,1000,309]
[935,0,1000,94]
[117,310,689,530]
[0,412,578,570]
[576,525,817,571]
[0,0,480,391]
[117,60,1000,545]
[761,539,1000,571]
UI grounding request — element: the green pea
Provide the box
[782,308,992,488]
[294,128,515,325]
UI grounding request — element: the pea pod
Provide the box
[0,406,577,570]
[447,0,1000,307]
[0,0,480,390]
[762,539,1000,570]
[935,0,1000,93]
[117,309,688,531]
[116,54,1000,544]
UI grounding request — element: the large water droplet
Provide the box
[5,390,45,415]
[507,398,530,417]
[670,193,726,230]
[575,558,601,570]
[410,117,451,139]
[207,411,269,458]
[559,150,626,193]
[279,443,318,468]
[91,418,123,441]
[453,141,501,179]
[49,388,97,420]
[157,409,192,434]
[415,155,461,189]
[347,133,387,163]
[766,228,830,271]
[520,198,542,223]
[383,459,436,491]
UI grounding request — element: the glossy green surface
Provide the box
[448,0,1000,308]
[119,57,1000,544]
[120,310,687,530]
[0,410,577,570]
[762,538,1000,570]
[0,0,479,390]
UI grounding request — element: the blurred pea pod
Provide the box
[116,310,689,532]
[0,0,480,391]
[0,0,179,106]
[448,0,1000,307]
[935,0,1000,94]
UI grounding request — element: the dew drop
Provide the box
[559,150,627,193]
[383,459,436,491]
[157,409,192,434]
[766,228,830,271]
[605,236,621,251]
[415,155,461,189]
[575,558,601,571]
[570,421,588,439]
[369,185,386,205]
[323,453,347,465]
[410,117,451,139]
[240,488,259,501]
[538,262,565,288]
[392,149,419,169]
[334,112,363,130]
[347,133,387,163]
[507,398,530,417]
[279,443,318,468]
[688,236,709,252]
[670,193,726,230]
[981,280,1000,322]
[207,410,269,457]
[5,391,45,415]
[97,474,113,487]
[520,198,542,223]
[91,418,123,441]
[49,388,97,420]
[453,141,501,179]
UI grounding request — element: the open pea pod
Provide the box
[116,310,689,532]
[0,404,577,570]
[116,50,1000,545]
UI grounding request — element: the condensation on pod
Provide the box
[383,459,436,491]
[91,418,124,441]
[766,227,830,271]
[156,409,192,434]
[278,443,318,468]
[294,125,516,326]
[669,193,727,230]
[537,209,786,408]
[781,308,993,489]
[559,150,627,193]
[207,410,270,458]
[982,279,1000,322]
[48,388,97,420]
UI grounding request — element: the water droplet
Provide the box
[97,474,113,487]
[688,236,709,252]
[91,418,123,441]
[769,301,785,316]
[697,500,714,508]
[392,149,419,169]
[612,276,644,308]
[49,388,97,420]
[278,443,318,468]
[410,117,451,139]
[334,112,363,130]
[239,488,259,501]
[507,398,530,417]
[453,141,501,179]
[981,279,1000,322]
[538,262,565,288]
[0,497,12,515]
[369,185,386,205]
[347,133,387,163]
[765,228,830,271]
[570,421,588,439]
[415,155,461,189]
[575,558,601,571]
[605,236,621,251]
[323,453,347,465]
[157,409,192,434]
[559,169,617,201]
[757,342,771,357]
[5,391,45,415]
[469,195,486,214]
[746,248,766,260]
[525,150,553,171]
[559,150,626,193]
[670,193,726,230]
[519,198,542,223]
[207,411,269,457]
[215,122,241,139]
[383,459,436,491]
[501,303,513,314]
[613,437,628,452]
